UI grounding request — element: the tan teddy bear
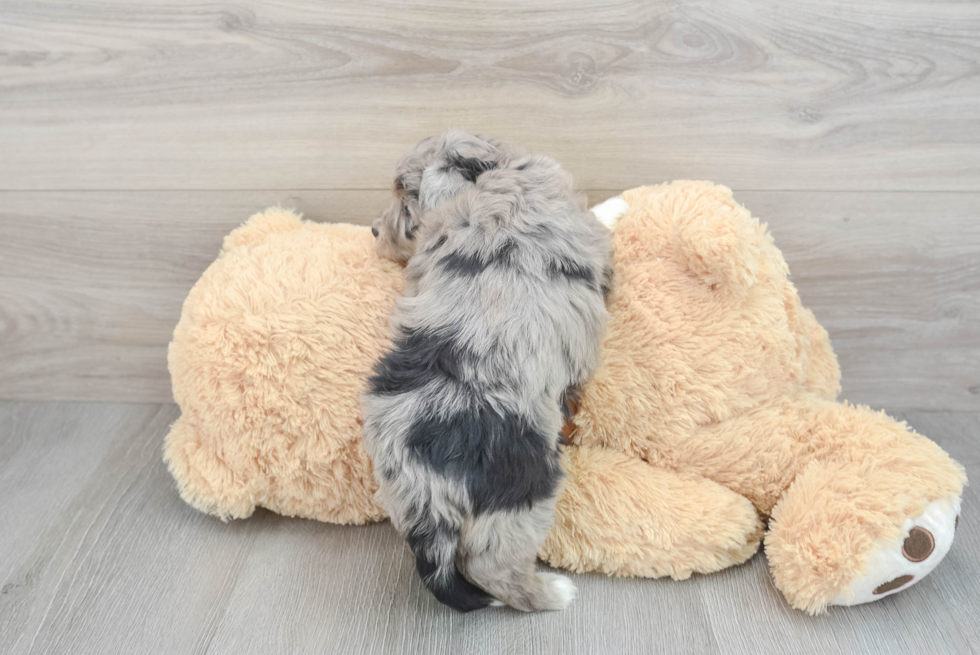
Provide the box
[164,181,966,614]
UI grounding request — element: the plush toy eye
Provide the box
[371,227,379,237]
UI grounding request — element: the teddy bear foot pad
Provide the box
[831,496,962,606]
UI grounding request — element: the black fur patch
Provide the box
[439,251,487,277]
[439,239,517,278]
[446,154,498,183]
[428,234,449,252]
[548,257,597,290]
[406,402,562,515]
[367,328,472,395]
[405,517,495,612]
[600,265,614,301]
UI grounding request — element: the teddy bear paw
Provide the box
[831,496,962,606]
[590,197,630,230]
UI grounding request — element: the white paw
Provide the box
[590,197,630,231]
[831,496,962,606]
[540,572,577,610]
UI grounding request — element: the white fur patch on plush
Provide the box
[590,197,630,230]
[831,496,962,606]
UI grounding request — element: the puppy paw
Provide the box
[538,572,577,610]
[831,496,961,606]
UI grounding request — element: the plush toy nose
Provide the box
[371,227,379,237]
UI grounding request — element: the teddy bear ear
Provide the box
[667,182,776,299]
[222,207,305,252]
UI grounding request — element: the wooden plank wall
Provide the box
[1,0,978,409]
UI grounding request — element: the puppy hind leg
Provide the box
[459,505,576,612]
[405,514,497,613]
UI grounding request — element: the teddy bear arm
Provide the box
[798,306,842,399]
[765,403,966,614]
[541,446,763,580]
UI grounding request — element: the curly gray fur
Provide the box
[362,130,612,612]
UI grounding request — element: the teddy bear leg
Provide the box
[540,446,764,580]
[163,416,260,521]
[766,454,965,614]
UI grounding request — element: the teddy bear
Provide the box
[164,180,966,614]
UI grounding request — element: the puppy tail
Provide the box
[406,518,497,612]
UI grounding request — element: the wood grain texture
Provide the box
[0,402,270,655]
[0,402,977,655]
[0,190,391,403]
[1,189,977,409]
[739,191,980,412]
[1,0,979,191]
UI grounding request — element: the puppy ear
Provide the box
[419,153,499,209]
[400,202,420,240]
[445,153,498,183]
[418,132,500,210]
[419,161,465,211]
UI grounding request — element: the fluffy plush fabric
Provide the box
[165,181,966,614]
[166,212,398,524]
[547,182,966,612]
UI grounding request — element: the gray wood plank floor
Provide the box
[1,401,977,655]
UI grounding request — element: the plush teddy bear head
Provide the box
[573,181,842,464]
[166,212,398,525]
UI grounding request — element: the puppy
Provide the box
[362,130,612,612]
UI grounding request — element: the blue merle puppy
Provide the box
[362,130,612,612]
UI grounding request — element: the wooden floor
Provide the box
[1,0,979,653]
[0,402,977,655]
